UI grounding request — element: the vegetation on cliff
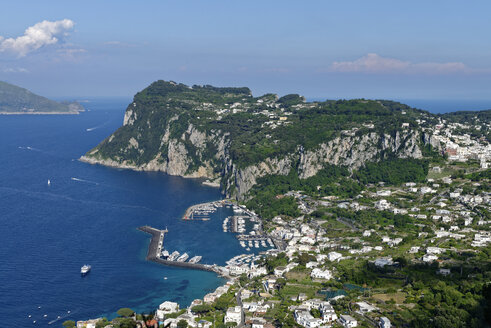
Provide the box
[88,80,427,165]
[85,80,441,203]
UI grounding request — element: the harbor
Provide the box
[181,200,281,252]
[182,200,231,221]
[137,226,228,276]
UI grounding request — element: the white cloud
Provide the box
[0,19,74,57]
[330,53,469,74]
[2,67,29,73]
[103,41,137,47]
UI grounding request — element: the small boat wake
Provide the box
[47,309,78,325]
[18,146,43,152]
[86,120,110,132]
[71,177,99,185]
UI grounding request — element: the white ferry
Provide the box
[81,264,91,275]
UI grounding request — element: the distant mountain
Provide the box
[0,81,83,114]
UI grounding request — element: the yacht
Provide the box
[168,251,180,261]
[177,253,189,262]
[189,255,202,263]
[81,264,91,275]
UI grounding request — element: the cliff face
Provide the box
[83,118,429,200]
[82,80,439,200]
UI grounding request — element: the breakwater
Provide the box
[137,226,226,275]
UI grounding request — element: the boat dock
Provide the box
[137,226,226,275]
[182,200,231,221]
[138,226,168,261]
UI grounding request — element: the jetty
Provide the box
[137,226,226,275]
[182,200,231,221]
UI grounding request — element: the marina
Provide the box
[182,200,230,221]
[137,226,226,275]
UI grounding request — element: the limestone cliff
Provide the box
[82,80,441,200]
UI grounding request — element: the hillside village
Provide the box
[74,114,490,328]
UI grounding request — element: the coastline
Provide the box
[79,155,221,188]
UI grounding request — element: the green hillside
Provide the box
[0,81,82,114]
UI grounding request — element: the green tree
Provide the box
[191,304,213,316]
[117,308,135,318]
[177,319,188,328]
[63,320,76,328]
[95,318,110,328]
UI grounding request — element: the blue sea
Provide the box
[0,99,245,327]
[396,99,491,114]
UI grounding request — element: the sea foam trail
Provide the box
[18,146,43,152]
[47,310,77,325]
[71,177,99,185]
[86,120,111,132]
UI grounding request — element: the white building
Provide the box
[311,268,332,280]
[156,301,180,320]
[77,319,102,328]
[374,257,393,268]
[320,302,338,323]
[422,254,438,262]
[379,317,391,328]
[339,314,358,327]
[328,251,343,262]
[356,301,377,313]
[224,306,242,325]
[294,310,322,328]
[375,199,390,210]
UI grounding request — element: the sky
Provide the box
[1,0,491,103]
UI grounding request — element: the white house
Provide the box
[77,319,102,328]
[379,317,391,328]
[375,199,390,210]
[339,314,358,327]
[422,254,438,262]
[328,251,343,262]
[374,257,393,268]
[224,306,242,325]
[249,265,268,278]
[294,310,323,328]
[274,266,289,277]
[156,301,180,320]
[311,268,332,280]
[229,264,249,276]
[320,302,338,323]
[306,261,319,269]
[356,301,377,313]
